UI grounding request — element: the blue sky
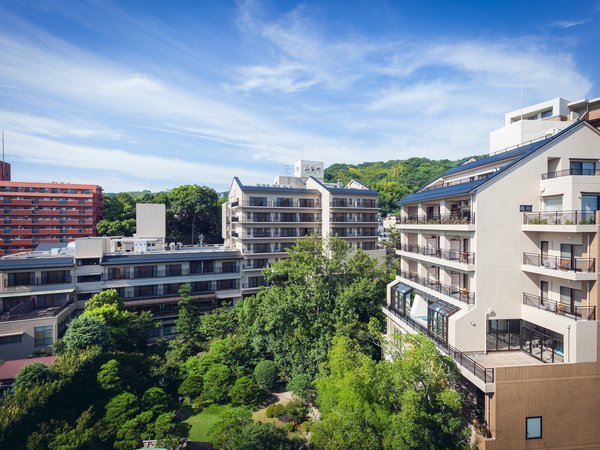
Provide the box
[0,0,599,192]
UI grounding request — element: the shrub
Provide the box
[178,376,203,401]
[265,403,285,418]
[202,364,232,404]
[299,421,311,433]
[229,376,261,406]
[253,360,277,391]
[286,373,314,403]
[283,422,295,433]
[13,363,57,391]
[284,401,308,424]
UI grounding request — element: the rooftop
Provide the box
[0,356,58,382]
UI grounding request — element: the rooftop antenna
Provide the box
[520,69,524,122]
[284,164,291,176]
[1,130,5,181]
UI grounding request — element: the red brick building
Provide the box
[0,181,103,255]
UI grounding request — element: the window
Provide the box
[0,334,22,345]
[163,323,176,336]
[249,196,267,206]
[570,160,596,176]
[34,325,53,347]
[519,205,533,212]
[526,416,542,439]
[77,274,101,283]
[541,109,552,119]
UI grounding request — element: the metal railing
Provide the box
[542,168,600,180]
[241,200,320,208]
[396,213,475,225]
[523,293,596,321]
[0,301,73,322]
[523,210,596,225]
[522,252,595,273]
[397,243,475,264]
[387,305,493,383]
[398,269,475,304]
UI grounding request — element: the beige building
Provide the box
[0,204,242,360]
[385,120,600,448]
[222,161,382,295]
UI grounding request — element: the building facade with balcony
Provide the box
[0,181,103,256]
[385,120,600,449]
[0,205,242,360]
[222,160,383,296]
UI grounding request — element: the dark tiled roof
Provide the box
[101,250,242,266]
[0,257,73,270]
[234,177,319,195]
[34,243,68,252]
[399,179,488,204]
[399,121,581,205]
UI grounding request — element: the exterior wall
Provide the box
[479,328,600,450]
[135,203,166,240]
[490,121,573,153]
[0,181,102,256]
[0,162,10,182]
[453,125,600,355]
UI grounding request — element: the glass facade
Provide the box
[486,319,564,363]
[34,325,53,347]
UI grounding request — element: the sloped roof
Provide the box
[399,121,582,205]
[0,356,58,382]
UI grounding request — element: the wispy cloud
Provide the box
[550,18,591,28]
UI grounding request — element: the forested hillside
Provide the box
[324,157,466,214]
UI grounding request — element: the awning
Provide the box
[393,282,413,295]
[0,288,75,299]
[429,300,460,317]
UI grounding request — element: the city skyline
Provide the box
[1,0,599,192]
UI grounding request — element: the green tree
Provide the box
[286,373,314,404]
[202,364,232,404]
[61,315,111,352]
[97,359,122,392]
[13,363,56,391]
[141,387,171,416]
[200,306,237,340]
[210,407,252,449]
[173,284,203,356]
[229,376,261,406]
[239,236,388,379]
[253,360,277,391]
[312,335,469,450]
[114,411,153,450]
[103,392,139,433]
[167,185,220,244]
[177,376,203,402]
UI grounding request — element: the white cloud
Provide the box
[550,19,591,28]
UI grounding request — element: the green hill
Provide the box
[324,157,467,214]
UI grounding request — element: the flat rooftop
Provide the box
[466,351,544,368]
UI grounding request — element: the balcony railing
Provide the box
[398,269,474,304]
[523,210,596,225]
[387,305,493,383]
[397,243,475,264]
[523,293,596,321]
[542,168,600,180]
[522,253,595,273]
[0,301,72,322]
[396,213,475,225]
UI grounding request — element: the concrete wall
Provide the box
[136,203,166,240]
[480,325,600,449]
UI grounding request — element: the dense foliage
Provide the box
[311,335,469,450]
[324,157,465,214]
[97,185,222,244]
[239,236,389,379]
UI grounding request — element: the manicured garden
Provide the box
[184,404,235,442]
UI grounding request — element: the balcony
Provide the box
[0,300,73,322]
[395,213,475,231]
[385,305,493,383]
[397,243,475,265]
[522,253,595,272]
[398,269,474,304]
[523,292,596,321]
[523,210,596,226]
[542,168,600,179]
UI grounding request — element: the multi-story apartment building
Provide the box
[0,204,242,360]
[490,97,600,153]
[0,181,103,256]
[384,120,600,449]
[222,160,382,295]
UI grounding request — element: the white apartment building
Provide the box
[222,161,383,295]
[385,120,600,449]
[0,205,242,360]
[489,96,600,153]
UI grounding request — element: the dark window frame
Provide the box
[525,416,542,440]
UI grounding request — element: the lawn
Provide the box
[184,404,235,442]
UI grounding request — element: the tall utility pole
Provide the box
[1,130,5,181]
